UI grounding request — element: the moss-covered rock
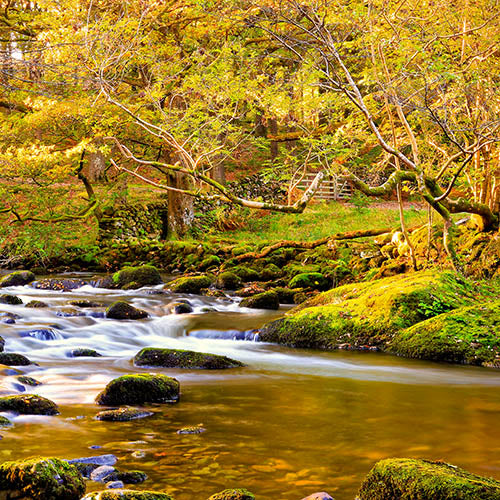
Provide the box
[106,301,148,320]
[200,255,221,270]
[0,271,35,287]
[96,374,180,406]
[240,291,279,310]
[112,265,162,289]
[166,275,212,294]
[288,272,330,290]
[82,490,173,500]
[216,272,242,290]
[25,300,49,308]
[358,458,500,499]
[134,348,244,370]
[0,457,85,500]
[207,488,255,500]
[71,348,103,358]
[17,375,42,386]
[390,300,500,365]
[284,263,321,277]
[95,407,154,422]
[260,271,477,350]
[0,294,23,305]
[260,263,283,281]
[0,394,59,415]
[230,266,261,282]
[0,415,11,426]
[0,353,32,366]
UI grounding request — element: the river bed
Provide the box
[1,275,500,499]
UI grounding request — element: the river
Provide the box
[1,274,500,499]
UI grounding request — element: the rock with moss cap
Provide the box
[0,294,22,305]
[0,394,59,415]
[0,353,32,366]
[95,407,154,422]
[207,488,255,500]
[229,266,261,282]
[81,490,173,500]
[112,265,162,289]
[0,416,11,426]
[200,255,221,270]
[25,300,49,308]
[0,457,85,500]
[358,458,500,499]
[96,374,180,406]
[240,291,279,310]
[0,271,35,288]
[134,348,244,370]
[166,275,212,294]
[216,272,242,290]
[106,301,148,320]
[288,272,330,291]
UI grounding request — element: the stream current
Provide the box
[1,274,500,499]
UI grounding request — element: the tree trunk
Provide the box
[167,171,194,238]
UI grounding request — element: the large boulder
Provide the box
[240,291,279,310]
[390,300,500,366]
[166,275,212,294]
[207,489,255,500]
[81,490,173,500]
[0,457,85,500]
[112,265,162,289]
[96,374,180,406]
[134,348,244,370]
[0,394,59,415]
[106,301,148,320]
[0,271,35,288]
[358,458,500,499]
[260,271,477,350]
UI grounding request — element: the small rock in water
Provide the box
[89,445,102,450]
[173,302,193,314]
[106,301,148,320]
[0,294,22,305]
[131,451,146,459]
[1,318,15,324]
[0,415,12,426]
[71,348,103,358]
[25,300,48,308]
[95,407,154,422]
[300,493,336,500]
[0,394,59,415]
[56,307,85,317]
[19,328,61,341]
[106,481,125,489]
[103,470,148,484]
[69,299,103,308]
[17,375,42,386]
[177,424,206,435]
[0,353,32,366]
[91,465,116,482]
[33,278,88,291]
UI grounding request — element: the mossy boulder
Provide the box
[134,348,244,370]
[216,272,242,290]
[288,272,330,290]
[240,291,279,310]
[358,458,500,499]
[25,300,49,308]
[112,265,162,289]
[390,300,500,365]
[0,457,85,500]
[200,255,221,270]
[0,353,32,366]
[82,490,173,500]
[260,271,477,350]
[96,373,180,406]
[71,348,102,358]
[0,271,35,287]
[230,266,261,282]
[166,275,212,294]
[207,488,255,500]
[260,263,283,281]
[0,294,22,305]
[284,263,321,277]
[0,394,59,415]
[106,301,148,320]
[95,407,154,422]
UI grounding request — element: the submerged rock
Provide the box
[33,278,87,291]
[96,374,180,406]
[106,301,148,320]
[95,407,154,422]
[134,348,244,370]
[358,458,500,499]
[300,493,335,500]
[66,454,117,467]
[0,294,22,305]
[25,300,49,308]
[103,470,148,484]
[177,424,206,434]
[239,291,279,310]
[71,348,103,358]
[0,353,32,366]
[0,394,59,415]
[0,457,85,500]
[166,275,212,294]
[106,481,125,489]
[90,465,116,482]
[0,270,35,288]
[207,488,255,500]
[20,328,61,341]
[81,490,173,500]
[112,265,163,289]
[56,307,85,317]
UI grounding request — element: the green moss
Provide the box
[240,290,279,310]
[261,271,478,350]
[260,263,282,281]
[167,275,212,294]
[0,271,35,287]
[0,457,85,500]
[134,348,244,369]
[390,300,500,365]
[96,373,180,406]
[0,353,32,366]
[112,265,162,288]
[208,488,255,500]
[229,266,261,282]
[216,272,242,290]
[284,263,321,277]
[81,490,173,500]
[288,272,330,290]
[0,394,59,415]
[358,458,500,499]
[200,255,221,270]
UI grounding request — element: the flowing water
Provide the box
[1,274,500,499]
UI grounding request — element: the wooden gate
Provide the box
[296,173,352,201]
